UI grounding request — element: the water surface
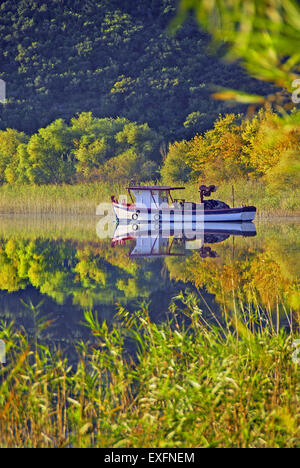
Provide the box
[0,216,299,352]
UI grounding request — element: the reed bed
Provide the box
[0,183,115,215]
[0,181,299,217]
[0,297,299,448]
[177,181,300,218]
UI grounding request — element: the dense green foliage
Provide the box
[0,113,161,184]
[162,0,300,193]
[0,1,299,450]
[0,0,273,140]
[0,107,298,189]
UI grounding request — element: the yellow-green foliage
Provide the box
[161,110,300,188]
[0,129,29,184]
[160,140,192,184]
[165,221,300,314]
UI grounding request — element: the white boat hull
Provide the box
[112,202,256,223]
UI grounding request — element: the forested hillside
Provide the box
[0,0,273,140]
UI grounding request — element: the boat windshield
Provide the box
[127,188,173,207]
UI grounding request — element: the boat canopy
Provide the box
[126,186,185,191]
[126,186,185,207]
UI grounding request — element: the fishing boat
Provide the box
[111,185,256,223]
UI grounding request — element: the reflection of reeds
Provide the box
[0,214,101,241]
[0,300,299,448]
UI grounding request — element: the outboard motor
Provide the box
[199,185,217,203]
[199,185,230,210]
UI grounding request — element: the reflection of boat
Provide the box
[111,186,256,223]
[112,221,256,258]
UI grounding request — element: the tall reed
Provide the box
[0,296,299,448]
[0,183,116,215]
[0,180,299,216]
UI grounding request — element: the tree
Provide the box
[0,129,28,184]
[115,122,161,162]
[24,119,76,185]
[179,113,246,183]
[0,1,273,139]
[160,139,192,184]
[72,114,161,182]
[100,149,157,188]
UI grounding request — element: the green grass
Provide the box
[0,180,299,216]
[0,298,299,448]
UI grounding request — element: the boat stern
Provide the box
[241,206,257,221]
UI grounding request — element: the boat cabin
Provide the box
[126,186,185,208]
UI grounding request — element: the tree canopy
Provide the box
[161,109,300,189]
[0,0,274,140]
[0,113,162,185]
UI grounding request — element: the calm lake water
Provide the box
[0,215,299,355]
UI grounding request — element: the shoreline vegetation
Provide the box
[0,110,299,218]
[0,181,299,217]
[0,304,299,448]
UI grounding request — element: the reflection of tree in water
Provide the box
[203,233,229,244]
[0,238,166,308]
[165,229,300,318]
[0,225,299,327]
